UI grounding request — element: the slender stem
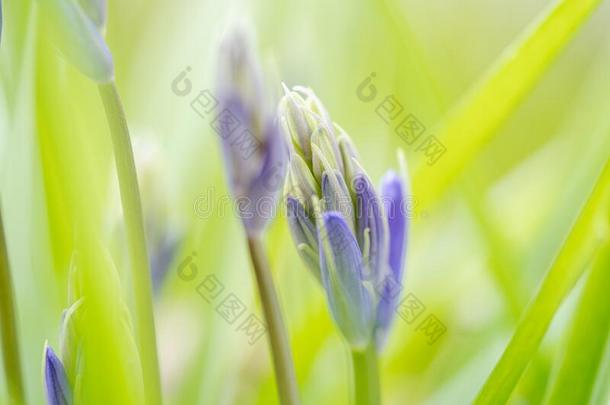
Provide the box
[351,343,381,405]
[246,236,300,405]
[98,82,162,405]
[0,210,26,405]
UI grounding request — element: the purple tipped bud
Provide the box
[352,173,388,286]
[375,171,408,347]
[318,212,374,349]
[44,343,72,405]
[216,26,288,235]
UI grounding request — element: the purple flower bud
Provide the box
[216,27,288,235]
[44,343,72,405]
[375,171,408,347]
[352,173,389,287]
[280,85,409,350]
[318,212,374,349]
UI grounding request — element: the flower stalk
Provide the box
[98,82,162,405]
[247,236,300,405]
[215,27,299,404]
[0,209,26,405]
[351,343,381,405]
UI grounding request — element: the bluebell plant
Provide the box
[280,85,409,404]
[214,26,298,404]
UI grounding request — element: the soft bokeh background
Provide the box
[1,0,610,404]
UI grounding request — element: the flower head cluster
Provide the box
[279,86,408,349]
[215,27,288,235]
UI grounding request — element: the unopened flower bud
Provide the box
[37,0,114,83]
[43,343,73,405]
[279,85,409,349]
[216,26,288,235]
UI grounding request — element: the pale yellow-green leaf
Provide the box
[542,243,610,404]
[475,155,610,404]
[414,0,603,207]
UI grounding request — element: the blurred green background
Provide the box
[1,0,609,404]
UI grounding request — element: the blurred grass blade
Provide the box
[72,240,146,404]
[542,243,610,404]
[0,209,26,405]
[462,182,525,320]
[475,156,610,404]
[415,0,603,206]
[589,337,610,404]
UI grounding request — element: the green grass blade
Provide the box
[415,0,603,206]
[474,156,610,404]
[542,243,610,405]
[0,210,26,405]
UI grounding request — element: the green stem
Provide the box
[98,83,162,405]
[0,209,26,405]
[246,236,300,405]
[351,343,381,405]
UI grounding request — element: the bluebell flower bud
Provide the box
[37,0,114,82]
[280,86,409,349]
[318,212,375,349]
[43,343,73,405]
[375,170,409,347]
[216,26,288,235]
